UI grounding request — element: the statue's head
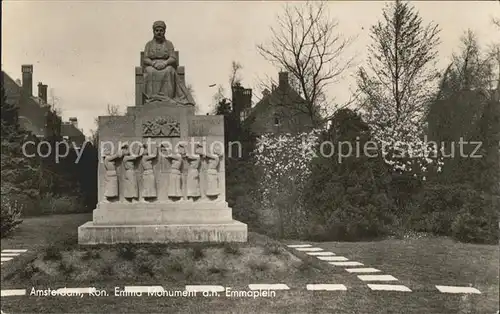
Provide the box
[121,144,130,155]
[152,21,166,40]
[142,143,149,155]
[194,143,203,155]
[176,143,186,155]
[102,145,112,157]
[212,145,223,156]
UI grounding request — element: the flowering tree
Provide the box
[356,1,443,179]
[253,130,320,236]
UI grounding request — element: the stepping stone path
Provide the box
[306,284,347,291]
[248,284,290,290]
[435,285,481,294]
[1,249,28,266]
[286,243,482,294]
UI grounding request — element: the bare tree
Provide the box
[439,31,496,95]
[89,104,121,145]
[430,30,497,142]
[185,83,200,113]
[257,1,354,127]
[229,61,243,87]
[210,61,243,115]
[357,0,440,135]
[494,18,500,29]
[48,88,62,116]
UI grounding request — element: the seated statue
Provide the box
[143,20,195,105]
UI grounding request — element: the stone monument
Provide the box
[78,20,248,244]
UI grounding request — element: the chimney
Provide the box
[21,65,33,98]
[231,85,253,116]
[38,82,48,104]
[278,71,288,88]
[69,117,78,129]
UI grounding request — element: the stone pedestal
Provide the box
[78,99,247,244]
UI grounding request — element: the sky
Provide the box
[2,1,499,137]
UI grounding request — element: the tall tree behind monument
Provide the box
[427,30,499,192]
[356,0,440,171]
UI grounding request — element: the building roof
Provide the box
[2,70,85,140]
[248,83,305,120]
[3,71,47,137]
[61,122,85,139]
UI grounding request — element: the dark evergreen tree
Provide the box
[0,85,40,197]
[303,109,395,241]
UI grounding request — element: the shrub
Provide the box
[100,264,114,276]
[147,245,166,257]
[300,110,396,241]
[303,145,394,240]
[0,193,23,238]
[20,264,38,279]
[227,159,261,229]
[208,266,227,275]
[168,259,184,273]
[38,193,86,215]
[43,246,62,261]
[408,184,482,235]
[263,243,281,256]
[117,245,136,260]
[247,260,269,272]
[223,244,241,256]
[81,250,101,260]
[297,259,315,272]
[137,262,155,277]
[451,193,499,244]
[58,261,76,276]
[191,246,205,261]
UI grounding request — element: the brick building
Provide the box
[239,71,317,135]
[2,65,85,146]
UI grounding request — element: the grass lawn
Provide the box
[1,213,91,249]
[288,236,499,313]
[1,214,498,313]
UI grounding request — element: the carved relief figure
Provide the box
[121,144,141,202]
[185,143,203,201]
[162,143,185,200]
[102,148,122,202]
[140,143,158,201]
[143,20,194,105]
[204,146,223,199]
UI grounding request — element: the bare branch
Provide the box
[229,61,243,87]
[257,1,355,127]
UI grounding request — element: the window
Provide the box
[273,114,280,127]
[240,110,248,122]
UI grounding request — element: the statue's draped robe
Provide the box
[186,155,201,197]
[123,157,138,199]
[205,156,220,197]
[103,158,118,198]
[143,39,195,105]
[167,155,183,198]
[141,157,157,198]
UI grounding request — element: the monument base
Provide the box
[93,201,233,225]
[77,220,248,244]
